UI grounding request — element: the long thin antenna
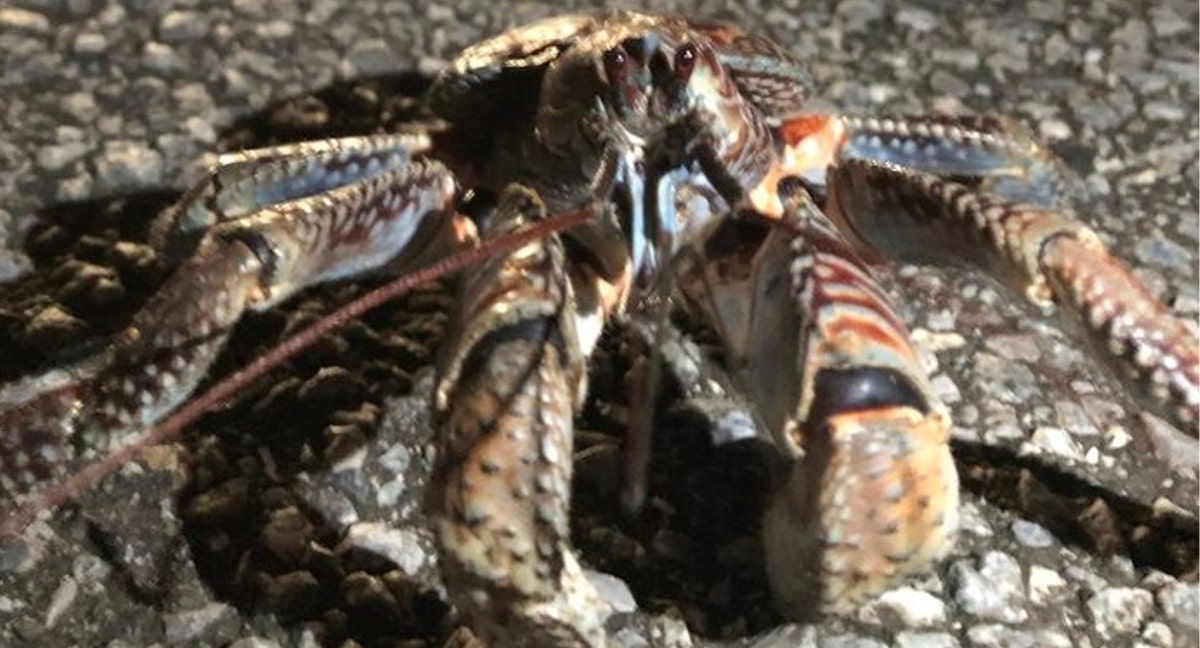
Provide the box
[0,206,591,538]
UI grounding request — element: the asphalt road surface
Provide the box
[0,1,1196,647]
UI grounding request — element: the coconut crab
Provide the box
[1,8,1198,648]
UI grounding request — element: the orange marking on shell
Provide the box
[777,114,847,176]
[749,115,849,219]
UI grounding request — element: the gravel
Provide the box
[0,1,1197,647]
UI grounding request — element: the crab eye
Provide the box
[674,43,697,80]
[603,47,629,82]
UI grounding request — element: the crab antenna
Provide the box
[0,206,592,539]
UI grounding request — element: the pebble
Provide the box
[1039,118,1072,140]
[1030,426,1084,461]
[865,587,947,627]
[911,329,967,351]
[896,6,937,32]
[94,140,164,191]
[1155,581,1199,630]
[159,10,208,41]
[950,551,1028,623]
[57,171,94,202]
[964,625,1071,648]
[36,142,90,172]
[70,553,112,585]
[256,570,320,617]
[162,602,240,644]
[24,305,87,353]
[337,522,429,576]
[341,571,400,619]
[1135,234,1193,272]
[343,39,395,76]
[183,115,217,144]
[256,20,295,39]
[1140,620,1174,647]
[173,82,215,113]
[587,570,638,614]
[259,506,313,564]
[1027,565,1070,605]
[228,638,285,648]
[1144,101,1186,122]
[894,632,960,648]
[72,32,107,55]
[749,625,818,648]
[1086,587,1155,639]
[983,334,1041,363]
[141,41,185,74]
[293,475,360,527]
[43,576,78,627]
[61,91,99,121]
[1011,520,1056,548]
[973,352,1039,404]
[835,0,884,32]
[822,635,887,648]
[1053,401,1101,437]
[0,8,50,33]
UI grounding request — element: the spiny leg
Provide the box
[0,135,471,502]
[674,180,958,618]
[769,113,1075,219]
[826,158,1198,433]
[152,134,441,259]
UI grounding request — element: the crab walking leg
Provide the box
[431,187,616,648]
[773,113,1074,211]
[827,159,1199,433]
[0,151,469,501]
[153,134,440,258]
[675,181,957,618]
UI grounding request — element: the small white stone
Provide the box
[338,522,428,576]
[1140,620,1173,647]
[868,586,947,627]
[585,570,637,614]
[0,7,50,32]
[1086,587,1154,639]
[1039,118,1072,140]
[1028,565,1069,605]
[910,329,967,352]
[1156,581,1199,630]
[44,576,79,627]
[1030,426,1083,461]
[894,631,960,648]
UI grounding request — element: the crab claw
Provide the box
[763,405,958,617]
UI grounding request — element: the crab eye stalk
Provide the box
[674,42,697,80]
[603,47,629,82]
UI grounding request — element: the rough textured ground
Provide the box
[0,1,1198,647]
